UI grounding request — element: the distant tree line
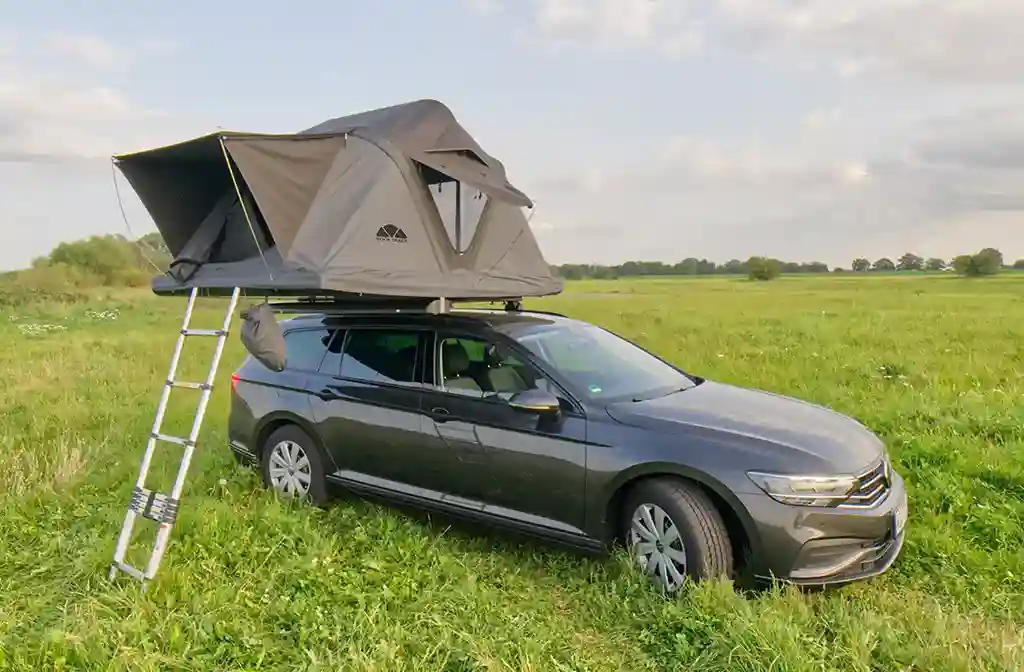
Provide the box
[3,230,1021,309]
[552,247,1023,281]
[552,257,829,281]
[848,248,1019,277]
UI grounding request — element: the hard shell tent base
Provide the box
[108,286,241,586]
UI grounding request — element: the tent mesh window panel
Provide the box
[429,179,487,254]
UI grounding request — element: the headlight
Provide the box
[746,471,858,507]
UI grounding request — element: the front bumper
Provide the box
[740,468,908,587]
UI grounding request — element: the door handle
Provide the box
[430,407,451,422]
[317,387,341,401]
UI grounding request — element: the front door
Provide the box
[419,331,589,534]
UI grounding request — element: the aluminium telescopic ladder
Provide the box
[109,286,241,586]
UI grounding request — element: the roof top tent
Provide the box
[113,98,563,307]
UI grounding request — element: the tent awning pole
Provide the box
[455,180,462,252]
[219,135,274,281]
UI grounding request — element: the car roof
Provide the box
[277,308,577,337]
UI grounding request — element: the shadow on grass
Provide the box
[313,484,780,601]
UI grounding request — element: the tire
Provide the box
[621,476,733,593]
[259,424,331,508]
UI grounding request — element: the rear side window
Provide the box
[282,327,332,372]
[340,328,421,385]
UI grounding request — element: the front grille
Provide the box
[839,458,891,508]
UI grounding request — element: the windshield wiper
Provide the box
[631,385,692,403]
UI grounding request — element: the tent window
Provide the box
[429,180,487,253]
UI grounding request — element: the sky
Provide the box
[1,0,1022,270]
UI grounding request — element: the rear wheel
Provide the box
[259,424,331,507]
[621,477,733,593]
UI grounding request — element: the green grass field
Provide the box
[1,274,1022,671]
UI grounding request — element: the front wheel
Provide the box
[259,424,331,507]
[621,477,734,593]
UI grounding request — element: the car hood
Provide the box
[604,381,883,473]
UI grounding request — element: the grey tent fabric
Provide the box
[239,302,286,371]
[114,99,562,300]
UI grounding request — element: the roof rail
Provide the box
[261,296,526,316]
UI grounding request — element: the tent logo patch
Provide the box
[376,224,408,243]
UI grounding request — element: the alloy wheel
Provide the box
[629,502,688,592]
[267,439,312,498]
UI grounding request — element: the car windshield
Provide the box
[511,322,696,402]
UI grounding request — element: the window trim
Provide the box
[331,325,433,391]
[316,327,347,376]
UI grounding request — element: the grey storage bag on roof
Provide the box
[239,302,286,371]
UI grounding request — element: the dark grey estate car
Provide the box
[228,306,908,592]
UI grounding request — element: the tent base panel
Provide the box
[151,252,563,302]
[152,275,532,311]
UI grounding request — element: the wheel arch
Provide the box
[601,462,763,574]
[253,411,326,462]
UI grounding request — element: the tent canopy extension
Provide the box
[114,98,563,301]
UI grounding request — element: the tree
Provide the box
[722,258,747,275]
[1014,259,1024,270]
[976,248,1004,273]
[872,257,896,272]
[801,261,829,273]
[897,252,924,271]
[747,256,782,281]
[852,258,871,272]
[952,254,977,276]
[952,249,1002,277]
[925,257,946,271]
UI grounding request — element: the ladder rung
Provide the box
[166,379,210,390]
[151,432,192,446]
[181,328,226,337]
[130,486,180,524]
[112,561,146,582]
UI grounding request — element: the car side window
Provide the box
[435,333,554,400]
[339,328,421,385]
[282,327,331,372]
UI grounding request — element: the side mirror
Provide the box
[508,389,561,417]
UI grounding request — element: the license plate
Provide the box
[892,493,908,538]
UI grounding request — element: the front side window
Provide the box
[339,328,421,385]
[435,333,554,400]
[512,322,696,402]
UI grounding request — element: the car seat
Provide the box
[441,341,483,394]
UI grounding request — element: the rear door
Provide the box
[309,325,432,488]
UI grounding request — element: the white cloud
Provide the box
[527,0,703,56]
[466,0,503,15]
[527,105,1024,266]
[523,0,1024,80]
[712,0,1024,81]
[0,35,205,162]
[803,108,843,130]
[45,32,128,69]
